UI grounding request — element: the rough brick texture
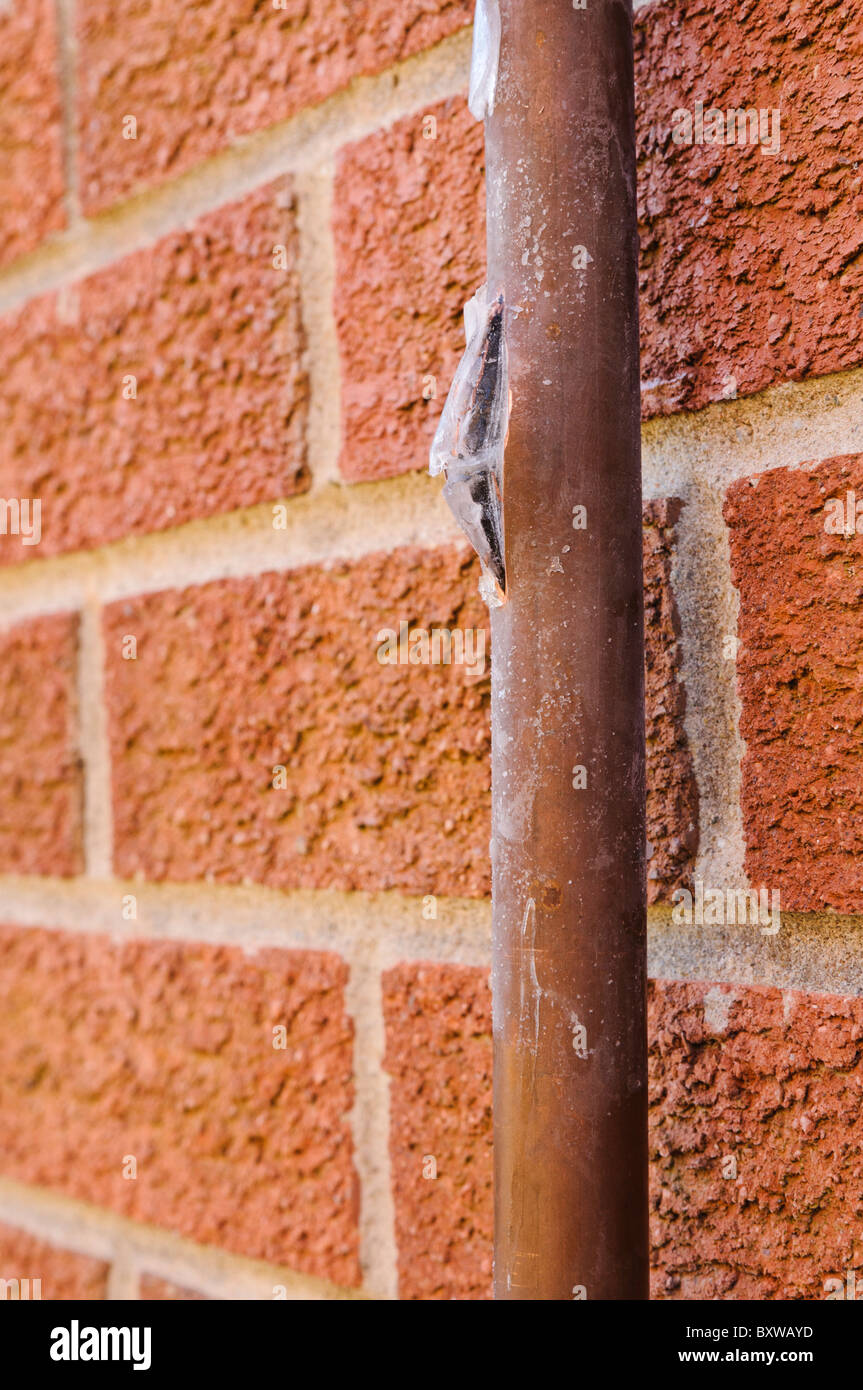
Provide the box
[636,0,863,417]
[0,0,65,268]
[76,0,473,213]
[140,1275,207,1300]
[0,182,307,561]
[105,524,695,900]
[383,968,863,1300]
[0,614,82,877]
[643,500,698,901]
[331,4,863,446]
[725,456,863,912]
[105,544,492,897]
[0,927,359,1284]
[383,962,493,1300]
[650,980,863,1300]
[0,1223,109,1300]
[334,97,485,483]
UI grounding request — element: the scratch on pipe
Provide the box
[517,896,542,1056]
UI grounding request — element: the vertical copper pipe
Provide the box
[488,0,648,1299]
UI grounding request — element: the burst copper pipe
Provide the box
[486,0,648,1299]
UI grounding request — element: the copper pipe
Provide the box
[487,0,648,1299]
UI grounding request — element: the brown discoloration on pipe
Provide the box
[487,0,648,1299]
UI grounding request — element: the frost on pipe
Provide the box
[429,285,509,607]
[468,0,500,121]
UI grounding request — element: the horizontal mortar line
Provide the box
[648,906,863,1000]
[4,357,863,626]
[642,363,863,501]
[0,29,473,317]
[0,875,492,967]
[5,879,863,990]
[0,1177,366,1301]
[0,473,463,625]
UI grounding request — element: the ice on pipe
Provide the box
[430,285,509,606]
[468,0,500,121]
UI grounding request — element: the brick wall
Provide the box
[0,0,860,1300]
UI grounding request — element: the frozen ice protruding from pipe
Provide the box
[430,285,509,606]
[468,0,500,121]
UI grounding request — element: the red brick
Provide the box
[0,0,65,267]
[0,1223,108,1300]
[335,4,863,454]
[0,183,307,562]
[643,500,698,902]
[334,97,485,483]
[724,456,863,912]
[0,927,359,1284]
[382,963,493,1300]
[105,515,695,900]
[383,968,863,1300]
[140,1275,207,1300]
[636,0,863,416]
[0,614,82,877]
[106,544,491,897]
[650,979,863,1300]
[75,0,473,213]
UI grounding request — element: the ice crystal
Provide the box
[430,285,509,605]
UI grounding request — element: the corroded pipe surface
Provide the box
[487,0,648,1301]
